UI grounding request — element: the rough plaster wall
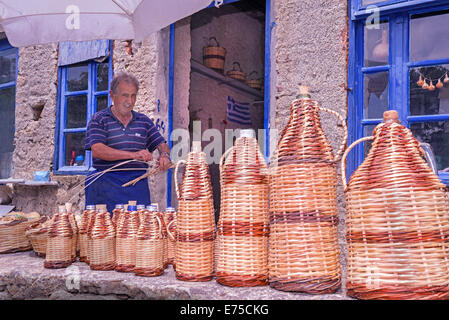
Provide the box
[191,5,265,81]
[113,30,170,209]
[273,0,349,291]
[11,43,86,215]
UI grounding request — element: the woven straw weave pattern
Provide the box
[115,209,139,272]
[88,211,116,271]
[44,213,73,269]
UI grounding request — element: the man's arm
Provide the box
[91,143,153,162]
[156,142,172,171]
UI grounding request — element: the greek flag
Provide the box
[227,96,252,125]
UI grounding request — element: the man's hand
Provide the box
[133,149,153,162]
[157,153,172,171]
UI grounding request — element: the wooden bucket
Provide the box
[227,62,246,81]
[203,37,226,74]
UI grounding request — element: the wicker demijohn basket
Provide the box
[88,204,116,271]
[115,205,139,272]
[79,205,95,263]
[65,203,78,262]
[25,216,50,257]
[165,207,177,267]
[216,129,269,287]
[44,206,73,269]
[134,205,165,277]
[174,141,216,282]
[342,110,449,300]
[86,206,98,265]
[203,37,226,74]
[268,86,347,294]
[112,204,124,228]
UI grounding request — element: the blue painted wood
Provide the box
[166,23,175,207]
[408,114,449,122]
[408,58,449,68]
[58,40,110,66]
[264,0,271,161]
[361,65,391,74]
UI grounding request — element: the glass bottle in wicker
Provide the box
[165,207,177,267]
[86,205,99,265]
[88,204,116,271]
[134,205,165,277]
[174,141,216,282]
[112,204,124,228]
[44,206,73,269]
[115,204,139,272]
[269,86,347,294]
[341,110,449,300]
[79,205,95,263]
[216,129,269,287]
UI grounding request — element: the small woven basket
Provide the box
[342,110,449,300]
[79,206,95,263]
[216,130,269,287]
[268,87,347,294]
[227,62,246,81]
[245,71,263,91]
[165,207,177,267]
[115,205,139,272]
[44,207,73,269]
[25,216,50,257]
[134,207,165,277]
[174,141,216,282]
[0,215,41,254]
[203,37,226,74]
[88,205,116,271]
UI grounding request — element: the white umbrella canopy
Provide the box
[0,0,215,47]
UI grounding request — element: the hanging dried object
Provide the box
[416,75,424,87]
[269,86,347,294]
[444,73,449,83]
[216,129,269,287]
[428,81,436,91]
[342,110,449,300]
[422,81,429,89]
[174,141,216,282]
[436,78,444,89]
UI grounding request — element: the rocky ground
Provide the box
[0,251,351,300]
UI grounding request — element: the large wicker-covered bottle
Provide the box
[115,204,139,272]
[216,129,269,287]
[79,205,96,263]
[341,110,449,300]
[134,205,164,277]
[269,86,347,294]
[88,204,116,270]
[174,141,216,281]
[44,206,73,269]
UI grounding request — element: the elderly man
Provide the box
[85,71,171,214]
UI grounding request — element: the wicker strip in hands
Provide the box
[134,210,165,277]
[88,207,116,271]
[44,209,73,269]
[268,88,346,294]
[115,207,139,272]
[342,110,449,300]
[216,134,269,287]
[174,144,216,282]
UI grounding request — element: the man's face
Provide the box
[110,81,137,115]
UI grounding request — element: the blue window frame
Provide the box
[348,0,449,184]
[54,45,113,175]
[0,39,18,179]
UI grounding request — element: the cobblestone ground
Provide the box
[0,251,351,300]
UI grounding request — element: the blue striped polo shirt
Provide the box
[85,106,166,170]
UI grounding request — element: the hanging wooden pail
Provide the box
[342,110,449,300]
[203,37,226,74]
[246,71,263,91]
[227,61,246,82]
[269,86,347,294]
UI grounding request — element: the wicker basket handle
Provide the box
[318,105,348,162]
[232,61,242,71]
[341,136,374,190]
[174,160,186,199]
[208,36,220,47]
[154,214,163,237]
[166,220,176,241]
[247,70,258,79]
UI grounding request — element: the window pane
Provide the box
[97,62,109,91]
[363,124,376,158]
[362,0,390,5]
[96,95,108,113]
[410,11,449,62]
[364,21,389,67]
[410,65,449,116]
[410,122,449,172]
[0,86,15,178]
[65,132,86,167]
[66,95,87,128]
[67,63,88,91]
[364,72,389,119]
[0,48,16,85]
